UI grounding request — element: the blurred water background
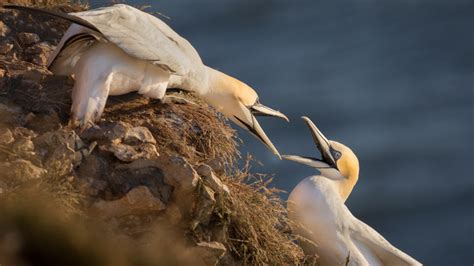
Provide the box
[90,0,473,264]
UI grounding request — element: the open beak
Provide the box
[234,113,282,159]
[250,103,289,122]
[233,103,288,159]
[281,155,333,168]
[282,116,337,169]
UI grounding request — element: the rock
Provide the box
[80,121,129,144]
[93,124,159,162]
[22,69,49,82]
[0,21,10,37]
[0,159,45,184]
[25,41,55,55]
[163,204,183,225]
[12,127,37,139]
[91,186,166,218]
[0,42,13,55]
[191,185,215,228]
[197,164,230,195]
[138,143,159,159]
[25,111,61,133]
[206,158,227,175]
[0,103,24,125]
[100,143,159,162]
[101,143,140,162]
[113,159,173,202]
[75,136,85,150]
[17,32,40,46]
[194,241,227,266]
[25,42,55,66]
[76,154,107,186]
[31,53,48,66]
[0,128,14,145]
[124,126,156,145]
[113,158,197,217]
[81,123,158,148]
[211,224,229,244]
[34,130,78,177]
[45,144,75,177]
[73,138,97,168]
[155,155,200,192]
[11,137,35,157]
[76,178,108,197]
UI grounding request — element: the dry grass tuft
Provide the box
[105,92,240,169]
[3,177,83,217]
[218,159,305,265]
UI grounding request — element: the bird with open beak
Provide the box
[283,116,421,265]
[4,4,288,158]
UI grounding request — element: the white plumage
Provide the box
[288,176,421,266]
[284,117,421,266]
[7,4,288,158]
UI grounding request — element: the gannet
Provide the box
[4,4,288,158]
[283,117,421,266]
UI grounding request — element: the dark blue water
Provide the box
[90,1,474,264]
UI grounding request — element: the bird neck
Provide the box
[338,171,359,202]
[200,67,227,112]
[318,167,359,202]
[201,66,245,113]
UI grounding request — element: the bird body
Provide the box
[5,4,288,157]
[289,175,407,266]
[62,40,170,123]
[284,117,421,266]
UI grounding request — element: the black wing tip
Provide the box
[2,4,40,10]
[2,4,23,9]
[1,4,100,33]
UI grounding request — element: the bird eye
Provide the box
[333,151,342,160]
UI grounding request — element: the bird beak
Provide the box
[233,107,284,159]
[250,103,289,122]
[282,116,337,169]
[281,155,332,168]
[301,116,337,168]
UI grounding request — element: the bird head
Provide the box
[283,116,359,183]
[204,67,289,159]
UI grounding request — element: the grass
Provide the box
[104,93,240,170]
[220,162,306,265]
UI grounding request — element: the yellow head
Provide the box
[327,141,359,200]
[204,67,289,158]
[283,117,360,201]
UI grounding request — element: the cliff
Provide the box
[0,2,311,265]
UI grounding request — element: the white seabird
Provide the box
[283,116,421,266]
[5,4,288,158]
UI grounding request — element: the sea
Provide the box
[89,0,474,264]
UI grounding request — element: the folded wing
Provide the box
[350,217,422,266]
[72,4,202,76]
[3,4,203,76]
